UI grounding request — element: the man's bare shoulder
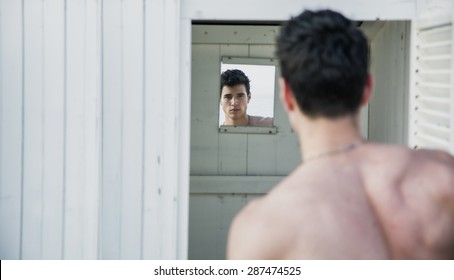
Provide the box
[360,144,454,258]
[227,169,332,259]
[227,174,306,259]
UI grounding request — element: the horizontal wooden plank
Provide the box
[190,175,284,194]
[192,25,280,44]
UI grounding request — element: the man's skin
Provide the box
[227,76,454,259]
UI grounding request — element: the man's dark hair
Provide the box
[220,69,251,95]
[276,9,369,118]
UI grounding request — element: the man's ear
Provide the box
[247,92,251,103]
[279,78,295,112]
[360,74,373,106]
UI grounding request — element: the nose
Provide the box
[231,97,239,105]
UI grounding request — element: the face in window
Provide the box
[220,84,251,126]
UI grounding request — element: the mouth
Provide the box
[230,109,240,112]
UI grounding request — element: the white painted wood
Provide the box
[190,44,220,175]
[369,21,411,145]
[219,126,277,134]
[249,44,276,58]
[143,0,184,259]
[22,0,45,259]
[177,17,192,260]
[101,0,123,260]
[101,0,146,260]
[247,134,277,175]
[218,134,248,175]
[0,0,23,260]
[409,10,454,153]
[275,133,301,174]
[183,0,416,21]
[189,193,247,259]
[192,25,280,44]
[64,0,101,259]
[190,176,281,194]
[120,0,144,260]
[41,0,65,259]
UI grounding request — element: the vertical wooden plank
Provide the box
[101,0,122,260]
[82,0,101,260]
[143,0,165,260]
[41,0,65,259]
[64,0,101,259]
[0,0,23,260]
[190,44,220,175]
[120,0,144,260]
[143,0,182,259]
[177,17,191,260]
[22,0,44,259]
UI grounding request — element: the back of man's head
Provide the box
[276,9,369,118]
[220,69,251,95]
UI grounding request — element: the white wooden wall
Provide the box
[0,0,189,260]
[0,0,101,260]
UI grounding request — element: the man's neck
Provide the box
[296,115,364,162]
[224,115,249,126]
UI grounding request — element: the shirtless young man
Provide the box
[220,69,273,126]
[227,9,454,259]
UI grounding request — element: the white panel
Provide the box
[183,0,416,21]
[0,0,23,260]
[101,0,122,260]
[21,0,65,259]
[178,17,192,260]
[220,44,248,58]
[64,0,101,259]
[22,0,44,259]
[218,134,248,175]
[41,0,65,259]
[101,0,147,260]
[120,0,144,260]
[247,134,277,175]
[189,193,247,260]
[143,0,183,259]
[192,25,279,44]
[188,176,281,260]
[369,21,410,145]
[275,133,301,175]
[190,44,220,175]
[249,44,276,58]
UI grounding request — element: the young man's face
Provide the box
[220,84,251,124]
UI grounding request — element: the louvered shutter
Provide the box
[409,14,454,153]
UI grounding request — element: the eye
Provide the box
[237,93,245,98]
[223,95,232,100]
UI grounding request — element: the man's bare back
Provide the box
[227,143,454,259]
